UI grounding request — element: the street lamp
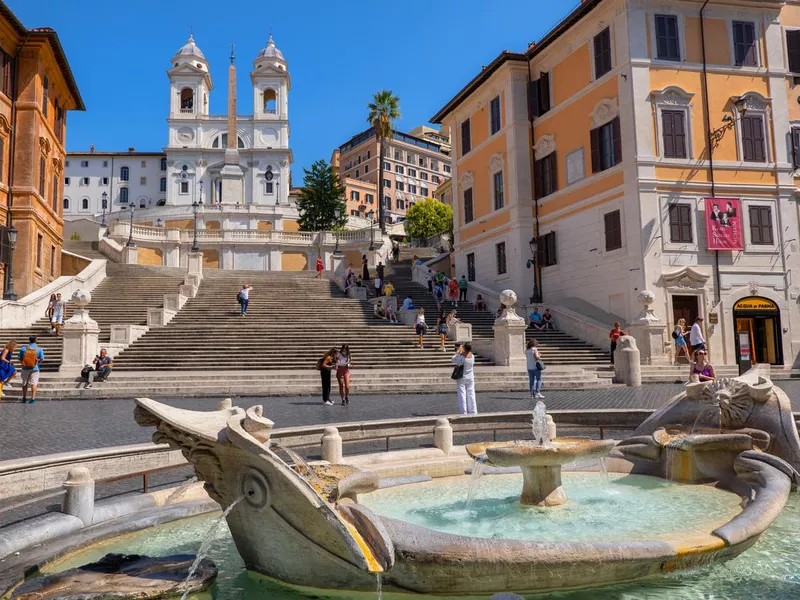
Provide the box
[126,205,136,248]
[526,236,541,304]
[101,192,108,226]
[333,204,342,255]
[367,209,375,251]
[191,199,203,253]
[3,225,18,300]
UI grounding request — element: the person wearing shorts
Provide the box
[336,345,352,406]
[18,335,44,404]
[415,308,427,348]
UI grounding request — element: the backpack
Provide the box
[671,330,678,340]
[80,365,94,380]
[21,346,38,369]
[316,357,324,370]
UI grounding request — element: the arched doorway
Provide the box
[733,297,783,366]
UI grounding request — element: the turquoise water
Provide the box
[43,474,800,599]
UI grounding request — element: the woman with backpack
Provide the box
[452,342,477,415]
[436,309,448,351]
[237,284,253,318]
[0,341,17,397]
[672,318,690,364]
[414,307,427,348]
[318,348,337,406]
[526,340,544,399]
[45,294,56,323]
[336,345,352,406]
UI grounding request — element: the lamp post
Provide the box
[101,192,108,226]
[333,204,342,255]
[367,209,375,251]
[3,225,17,300]
[526,236,541,304]
[126,205,136,248]
[191,199,203,253]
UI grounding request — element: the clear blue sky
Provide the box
[9,0,576,174]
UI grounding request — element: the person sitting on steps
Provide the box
[374,301,386,320]
[85,348,114,389]
[475,294,486,312]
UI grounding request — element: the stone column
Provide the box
[493,290,527,368]
[433,418,453,455]
[614,335,642,387]
[59,289,100,374]
[187,251,204,280]
[62,467,95,526]
[321,427,343,464]
[330,253,345,291]
[627,290,668,365]
[121,245,138,265]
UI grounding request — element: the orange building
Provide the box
[433,0,800,368]
[0,1,84,299]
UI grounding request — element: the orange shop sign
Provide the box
[734,297,778,311]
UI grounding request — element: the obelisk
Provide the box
[220,44,245,204]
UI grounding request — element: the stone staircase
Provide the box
[0,264,186,372]
[108,268,492,372]
[63,240,106,261]
[384,261,612,367]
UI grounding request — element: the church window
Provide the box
[263,89,277,114]
[160,177,167,192]
[141,160,147,168]
[120,187,129,203]
[120,166,129,181]
[161,158,167,171]
[180,181,189,194]
[81,198,89,210]
[212,134,246,149]
[265,181,274,194]
[140,177,147,185]
[180,88,194,112]
[63,197,69,210]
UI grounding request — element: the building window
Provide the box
[102,160,108,168]
[464,188,474,223]
[63,197,69,210]
[161,158,167,171]
[395,165,404,174]
[668,204,693,243]
[528,72,551,118]
[397,198,405,211]
[661,110,687,158]
[394,150,402,160]
[421,187,428,197]
[52,175,58,212]
[366,193,374,204]
[384,197,392,210]
[350,190,360,201]
[140,160,147,168]
[490,95,502,134]
[39,156,46,198]
[265,181,274,194]
[467,253,476,281]
[461,119,471,155]
[594,27,613,78]
[590,117,622,173]
[81,198,89,210]
[36,233,43,269]
[81,160,89,168]
[50,245,56,277]
[431,160,439,171]
[407,154,414,165]
[80,177,89,186]
[604,209,623,251]
[749,206,773,245]
[101,177,109,186]
[383,179,391,188]
[120,166,129,181]
[180,181,189,194]
[733,21,757,67]
[355,169,359,178]
[539,232,557,266]
[788,30,800,73]
[493,170,505,210]
[160,177,167,192]
[741,115,766,162]
[443,164,451,173]
[42,76,49,117]
[407,168,416,177]
[364,164,369,173]
[793,128,800,169]
[64,176,70,185]
[655,14,681,61]
[397,182,405,192]
[432,175,440,184]
[357,155,362,165]
[534,152,558,197]
[383,161,390,170]
[120,187,129,203]
[408,184,417,194]
[421,172,428,181]
[140,176,147,185]
[0,50,11,97]
[496,242,507,275]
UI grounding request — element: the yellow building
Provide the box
[432,0,800,368]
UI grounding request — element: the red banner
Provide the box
[705,198,743,251]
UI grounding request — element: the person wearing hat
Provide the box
[689,316,706,353]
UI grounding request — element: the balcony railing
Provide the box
[180,108,194,114]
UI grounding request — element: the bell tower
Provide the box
[167,34,212,119]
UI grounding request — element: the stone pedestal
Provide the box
[493,290,527,368]
[147,307,177,328]
[330,253,345,291]
[179,283,198,298]
[121,245,138,265]
[60,289,100,374]
[398,307,416,327]
[347,287,367,300]
[520,465,567,507]
[628,290,668,365]
[321,427,343,464]
[61,467,95,526]
[187,252,204,280]
[614,335,642,387]
[448,322,473,343]
[164,244,181,267]
[433,418,453,455]
[163,293,186,312]
[367,250,381,269]
[220,149,244,204]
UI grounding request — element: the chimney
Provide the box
[128,147,135,153]
[89,144,95,153]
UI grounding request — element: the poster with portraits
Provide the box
[705,198,743,251]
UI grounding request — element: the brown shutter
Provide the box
[749,206,762,244]
[793,129,800,169]
[742,117,754,161]
[662,112,675,158]
[680,205,692,243]
[528,79,540,119]
[590,127,601,173]
[548,153,558,193]
[611,117,622,165]
[539,72,550,114]
[753,117,765,162]
[673,111,686,158]
[789,30,800,73]
[668,205,681,242]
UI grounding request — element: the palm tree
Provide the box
[367,90,401,233]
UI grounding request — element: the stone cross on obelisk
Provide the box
[220,44,244,204]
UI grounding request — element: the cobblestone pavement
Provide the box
[2,382,800,462]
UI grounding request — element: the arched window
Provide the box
[180,88,194,111]
[120,166,129,181]
[212,134,245,149]
[63,197,70,210]
[81,198,89,210]
[263,89,277,114]
[120,187,129,203]
[160,177,167,192]
[160,157,167,171]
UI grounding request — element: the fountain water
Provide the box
[597,457,609,482]
[532,401,551,447]
[180,495,245,600]
[279,446,322,488]
[691,403,723,434]
[375,572,383,600]
[165,476,198,505]
[465,455,489,510]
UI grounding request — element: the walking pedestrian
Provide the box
[436,310,448,351]
[673,318,690,364]
[376,261,385,282]
[690,316,706,352]
[434,282,444,313]
[45,294,56,323]
[237,284,253,318]
[426,269,434,294]
[415,307,427,348]
[526,340,544,399]
[448,278,459,307]
[0,341,17,397]
[50,293,66,335]
[336,345,352,406]
[392,244,400,263]
[317,348,337,405]
[362,255,370,281]
[452,342,477,415]
[19,335,44,404]
[458,275,468,303]
[609,322,626,365]
[85,348,114,389]
[374,275,383,297]
[315,257,324,279]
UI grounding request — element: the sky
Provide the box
[9,0,577,174]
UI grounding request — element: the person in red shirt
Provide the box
[315,257,324,279]
[609,322,626,365]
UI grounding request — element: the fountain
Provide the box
[465,402,616,506]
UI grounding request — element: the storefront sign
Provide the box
[708,312,719,324]
[734,297,778,312]
[704,198,743,251]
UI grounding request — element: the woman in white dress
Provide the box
[452,342,477,415]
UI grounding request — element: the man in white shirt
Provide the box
[237,284,253,318]
[689,316,706,352]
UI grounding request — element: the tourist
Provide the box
[392,244,400,263]
[402,295,416,311]
[51,293,66,335]
[355,275,363,287]
[315,257,324,279]
[542,309,555,330]
[496,306,505,318]
[318,348,337,405]
[376,261,385,283]
[344,263,355,289]
[690,316,706,352]
[475,294,486,312]
[426,269,434,294]
[374,301,386,320]
[19,335,44,405]
[237,284,253,318]
[414,255,423,266]
[361,255,370,281]
[383,281,395,297]
[0,341,16,397]
[609,322,626,365]
[526,340,544,399]
[689,349,715,382]
[434,282,444,313]
[436,310,449,351]
[385,303,399,323]
[458,275,468,303]
[336,345,352,406]
[374,275,383,297]
[415,307,427,348]
[45,293,57,322]
[448,278,459,307]
[673,318,690,364]
[85,348,113,389]
[452,342,477,415]
[529,308,545,331]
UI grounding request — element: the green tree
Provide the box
[296,160,347,231]
[366,90,401,234]
[404,198,453,241]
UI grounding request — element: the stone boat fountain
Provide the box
[132,367,800,595]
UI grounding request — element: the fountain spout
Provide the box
[532,401,551,448]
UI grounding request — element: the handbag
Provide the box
[451,364,465,380]
[535,360,546,371]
